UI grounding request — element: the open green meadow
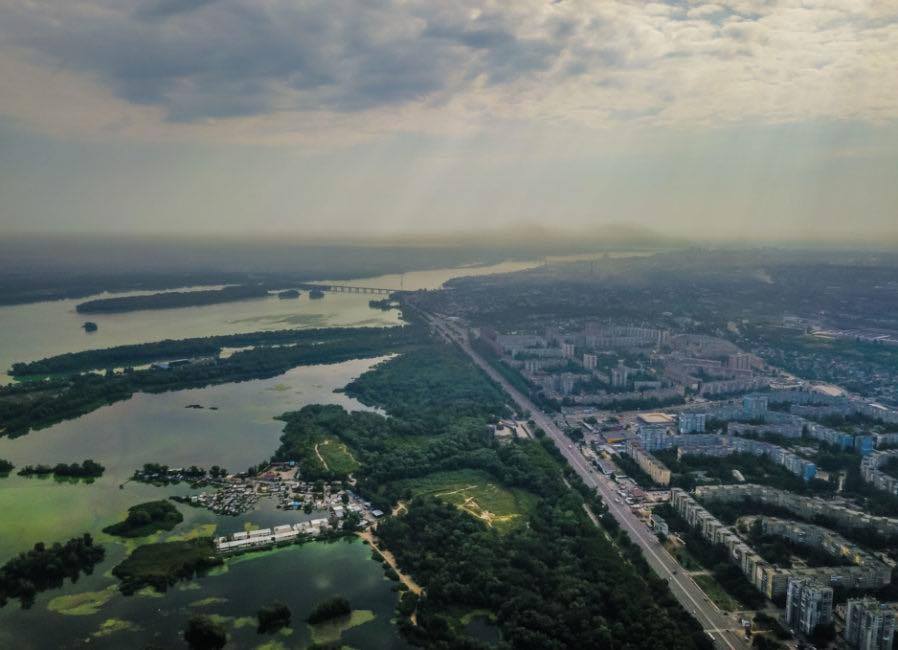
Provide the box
[393,469,538,533]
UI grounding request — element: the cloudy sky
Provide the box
[1,0,897,241]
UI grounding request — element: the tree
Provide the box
[184,615,227,650]
[342,511,362,532]
[257,601,291,634]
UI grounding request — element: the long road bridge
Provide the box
[297,283,401,295]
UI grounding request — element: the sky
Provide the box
[0,0,897,243]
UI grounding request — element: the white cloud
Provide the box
[0,0,896,143]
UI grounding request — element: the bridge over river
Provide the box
[298,283,402,295]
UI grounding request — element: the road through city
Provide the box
[426,312,750,650]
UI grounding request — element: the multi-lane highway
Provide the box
[426,312,750,650]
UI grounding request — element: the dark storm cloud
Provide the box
[1,1,573,122]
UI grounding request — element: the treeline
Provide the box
[380,498,712,649]
[10,325,395,376]
[0,534,105,608]
[75,284,270,313]
[274,342,711,648]
[0,459,12,475]
[18,459,104,479]
[0,325,424,438]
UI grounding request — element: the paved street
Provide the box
[427,312,750,650]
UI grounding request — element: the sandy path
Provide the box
[358,530,423,597]
[314,443,329,470]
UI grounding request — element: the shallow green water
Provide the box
[0,537,410,650]
[0,357,407,649]
[0,357,385,558]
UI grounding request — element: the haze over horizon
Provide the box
[1,0,897,242]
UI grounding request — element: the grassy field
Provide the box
[317,436,360,475]
[394,469,537,533]
[693,574,741,612]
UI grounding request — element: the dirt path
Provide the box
[314,443,329,471]
[359,530,423,597]
[434,484,478,497]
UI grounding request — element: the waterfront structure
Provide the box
[785,577,833,636]
[215,520,331,552]
[844,598,896,650]
[861,450,898,495]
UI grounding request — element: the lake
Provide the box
[0,357,411,649]
[0,357,387,558]
[0,537,410,650]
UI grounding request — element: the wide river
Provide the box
[0,258,544,384]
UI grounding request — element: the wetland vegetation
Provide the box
[0,534,105,608]
[111,538,222,595]
[102,500,184,538]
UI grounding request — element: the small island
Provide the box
[0,534,105,608]
[112,537,222,594]
[0,459,13,476]
[76,285,270,314]
[102,500,184,538]
[18,459,105,480]
[307,596,352,624]
[131,463,227,486]
[308,288,325,300]
[277,289,300,300]
[257,601,292,633]
[184,614,227,650]
[82,321,98,333]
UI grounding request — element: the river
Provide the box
[0,258,549,384]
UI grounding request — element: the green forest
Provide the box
[273,339,712,648]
